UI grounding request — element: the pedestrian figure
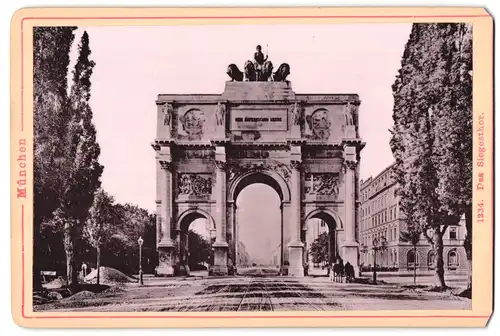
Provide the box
[81,262,88,278]
[344,262,355,283]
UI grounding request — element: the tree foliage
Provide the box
[33,27,77,290]
[309,232,329,265]
[187,230,212,269]
[84,189,117,284]
[56,31,103,288]
[391,23,473,289]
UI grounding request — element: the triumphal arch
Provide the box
[152,48,364,277]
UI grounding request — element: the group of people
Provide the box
[328,257,356,283]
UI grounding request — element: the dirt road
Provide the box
[34,272,471,312]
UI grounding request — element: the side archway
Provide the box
[303,209,343,275]
[174,208,216,276]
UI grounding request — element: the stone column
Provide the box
[226,201,236,275]
[155,200,162,246]
[287,159,304,277]
[281,202,291,273]
[279,202,284,275]
[342,145,360,275]
[212,147,229,275]
[156,160,175,276]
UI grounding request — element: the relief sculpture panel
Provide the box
[178,173,212,196]
[304,173,340,196]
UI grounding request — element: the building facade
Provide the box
[359,164,467,273]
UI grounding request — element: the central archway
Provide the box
[227,169,290,275]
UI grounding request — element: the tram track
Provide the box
[236,278,274,311]
[276,279,325,311]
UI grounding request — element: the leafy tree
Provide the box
[187,230,212,269]
[100,203,157,275]
[391,23,472,290]
[84,189,117,284]
[309,232,329,265]
[400,224,422,285]
[430,24,473,289]
[50,30,103,289]
[33,26,77,290]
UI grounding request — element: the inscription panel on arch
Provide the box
[230,108,288,131]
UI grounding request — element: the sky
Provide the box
[69,23,412,260]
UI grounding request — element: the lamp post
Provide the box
[361,236,387,284]
[138,236,144,286]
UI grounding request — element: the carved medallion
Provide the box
[306,109,331,140]
[179,109,205,140]
[178,173,212,196]
[304,173,340,196]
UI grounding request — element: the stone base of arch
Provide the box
[288,241,305,277]
[212,242,229,276]
[156,243,176,277]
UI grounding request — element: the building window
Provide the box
[407,250,419,271]
[448,250,459,270]
[449,227,457,240]
[428,250,436,270]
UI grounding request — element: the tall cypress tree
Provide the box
[50,31,103,289]
[33,26,77,291]
[391,24,463,289]
[431,23,473,289]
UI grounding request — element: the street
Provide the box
[35,269,471,312]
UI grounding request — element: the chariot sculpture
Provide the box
[226,45,291,82]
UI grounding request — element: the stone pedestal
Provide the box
[288,241,304,276]
[212,242,229,275]
[156,242,175,277]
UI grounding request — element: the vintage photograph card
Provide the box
[10,7,493,328]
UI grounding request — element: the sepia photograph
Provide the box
[10,7,493,328]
